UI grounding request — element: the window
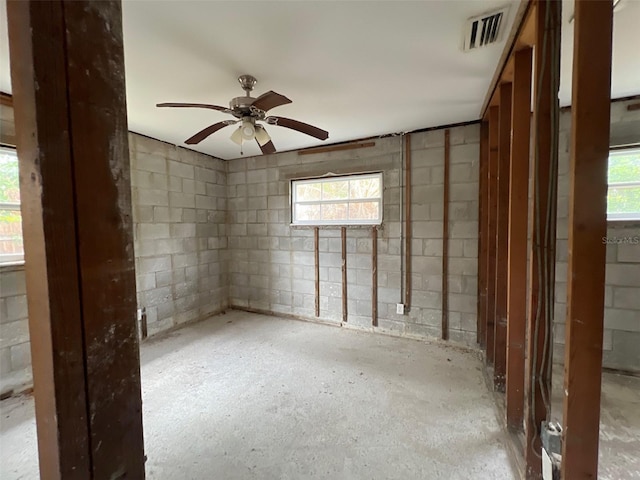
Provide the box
[0,147,23,264]
[608,147,640,221]
[291,172,383,226]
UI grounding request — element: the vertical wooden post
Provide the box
[7,1,145,478]
[525,1,561,477]
[372,226,378,327]
[561,1,613,478]
[506,47,532,432]
[341,226,348,323]
[314,226,320,317]
[494,82,512,391]
[442,129,450,340]
[404,134,412,307]
[485,106,500,364]
[478,121,489,347]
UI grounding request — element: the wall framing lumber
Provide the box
[442,129,450,340]
[404,134,412,308]
[478,121,489,346]
[314,227,320,317]
[6,1,145,477]
[341,227,348,323]
[494,82,512,392]
[561,1,613,478]
[485,106,500,364]
[506,47,532,433]
[372,226,378,327]
[524,1,561,477]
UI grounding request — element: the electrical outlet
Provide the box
[396,303,405,315]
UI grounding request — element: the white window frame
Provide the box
[607,147,640,222]
[291,172,383,226]
[0,146,23,265]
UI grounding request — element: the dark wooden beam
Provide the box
[478,120,489,346]
[561,1,613,478]
[525,1,561,477]
[485,105,500,364]
[372,226,378,327]
[442,129,450,340]
[298,141,375,156]
[494,82,512,392]
[6,1,145,477]
[506,47,532,432]
[404,134,412,307]
[314,227,320,317]
[341,227,348,323]
[0,92,12,107]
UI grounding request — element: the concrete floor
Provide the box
[2,311,518,479]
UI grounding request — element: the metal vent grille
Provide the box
[463,7,509,51]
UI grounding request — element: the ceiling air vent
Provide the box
[463,6,509,52]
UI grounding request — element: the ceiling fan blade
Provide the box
[267,116,329,141]
[257,138,276,155]
[157,102,229,112]
[185,122,230,145]
[251,91,292,112]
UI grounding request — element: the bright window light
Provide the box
[607,147,640,221]
[291,172,383,226]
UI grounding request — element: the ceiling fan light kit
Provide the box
[157,75,329,155]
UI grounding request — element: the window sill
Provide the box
[0,261,25,272]
[290,224,383,230]
[607,220,640,229]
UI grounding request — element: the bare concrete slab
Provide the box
[1,311,515,479]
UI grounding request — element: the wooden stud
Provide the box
[478,120,489,346]
[485,105,500,364]
[7,1,145,477]
[372,226,378,327]
[506,47,533,432]
[494,82,512,392]
[341,227,348,323]
[525,1,561,477]
[298,141,375,156]
[0,92,12,107]
[404,134,412,307]
[561,1,613,478]
[442,129,450,340]
[314,226,320,317]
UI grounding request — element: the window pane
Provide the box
[0,148,20,203]
[608,151,640,184]
[296,204,321,222]
[321,202,348,221]
[607,186,640,215]
[349,177,380,199]
[0,208,24,258]
[321,180,348,200]
[349,201,379,221]
[296,183,321,202]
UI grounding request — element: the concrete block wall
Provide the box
[130,134,229,336]
[553,99,640,372]
[0,267,29,394]
[0,131,228,395]
[226,125,480,345]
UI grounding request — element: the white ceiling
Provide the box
[1,1,639,161]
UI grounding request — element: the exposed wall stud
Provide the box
[494,82,513,392]
[442,129,450,340]
[562,1,613,478]
[506,47,532,432]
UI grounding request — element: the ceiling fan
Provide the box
[157,75,329,155]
